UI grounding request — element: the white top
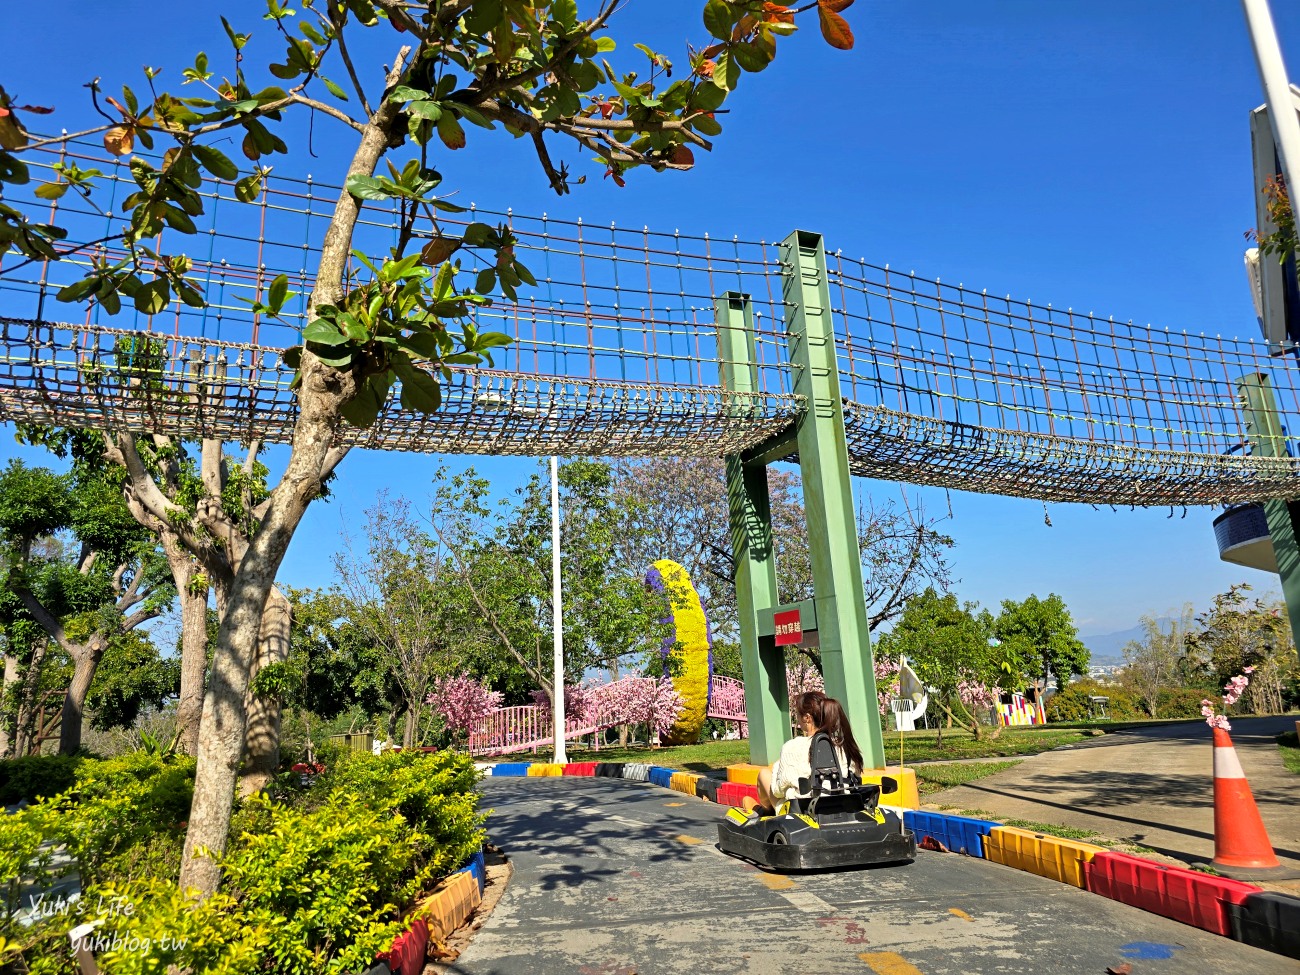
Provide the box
[770,734,850,800]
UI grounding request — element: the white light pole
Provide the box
[1243,0,1300,197]
[550,455,567,764]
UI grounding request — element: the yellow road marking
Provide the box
[859,951,925,975]
[664,802,685,807]
[674,834,701,845]
[759,872,796,891]
[948,907,972,921]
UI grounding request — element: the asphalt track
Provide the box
[449,777,1296,975]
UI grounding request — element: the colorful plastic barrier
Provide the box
[378,918,428,975]
[1229,891,1300,959]
[716,781,759,807]
[1084,851,1260,937]
[903,810,997,857]
[621,762,651,782]
[647,767,675,788]
[595,762,626,778]
[491,763,531,776]
[694,778,722,802]
[563,762,598,776]
[985,826,1105,889]
[526,763,564,776]
[457,847,487,897]
[669,771,701,797]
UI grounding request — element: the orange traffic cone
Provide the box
[1211,726,1281,871]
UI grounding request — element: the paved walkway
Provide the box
[925,716,1299,881]
[450,776,1296,975]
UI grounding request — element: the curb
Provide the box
[482,759,1300,963]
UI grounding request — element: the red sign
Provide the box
[773,609,802,646]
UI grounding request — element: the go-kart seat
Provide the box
[794,732,881,822]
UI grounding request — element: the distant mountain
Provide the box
[1078,621,1154,667]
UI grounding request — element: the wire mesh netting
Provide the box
[826,255,1300,505]
[0,142,800,458]
[2,142,1300,505]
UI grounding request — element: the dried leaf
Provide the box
[103,125,135,156]
[817,3,854,49]
[1106,965,1132,975]
[762,2,795,24]
[420,236,460,265]
[820,0,854,12]
[669,145,695,167]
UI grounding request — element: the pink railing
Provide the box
[468,675,750,757]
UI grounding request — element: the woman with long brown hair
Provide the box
[751,690,864,815]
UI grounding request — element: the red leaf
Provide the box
[699,59,716,78]
[670,145,695,167]
[817,3,854,50]
[599,101,614,119]
[762,2,795,24]
[820,0,854,12]
[420,236,460,266]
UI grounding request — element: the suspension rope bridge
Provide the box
[2,142,1299,507]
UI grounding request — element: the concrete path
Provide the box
[448,776,1296,975]
[925,716,1300,879]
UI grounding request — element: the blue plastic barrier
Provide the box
[491,763,532,776]
[904,810,997,857]
[456,848,487,896]
[648,767,675,788]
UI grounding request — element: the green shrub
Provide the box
[1153,686,1212,719]
[1046,680,1141,722]
[1,750,485,975]
[0,754,82,805]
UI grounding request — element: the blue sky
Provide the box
[3,1,1299,638]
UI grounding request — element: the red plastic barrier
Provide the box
[716,781,759,807]
[1085,852,1260,936]
[562,762,598,776]
[379,917,429,975]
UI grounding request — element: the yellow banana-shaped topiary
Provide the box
[646,558,711,745]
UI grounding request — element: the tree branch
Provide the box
[289,93,365,133]
[13,588,71,653]
[121,606,162,633]
[331,25,374,117]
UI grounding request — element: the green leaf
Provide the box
[691,80,727,112]
[134,279,170,315]
[302,318,348,345]
[703,0,734,40]
[234,172,264,202]
[712,53,740,91]
[310,347,354,367]
[320,76,349,101]
[689,113,722,136]
[33,182,68,200]
[436,113,466,150]
[192,144,239,180]
[57,278,98,303]
[282,345,303,369]
[595,36,616,53]
[339,371,391,427]
[393,356,443,413]
[345,174,395,200]
[388,85,429,103]
[475,268,496,294]
[732,41,773,73]
[407,100,443,122]
[268,274,289,314]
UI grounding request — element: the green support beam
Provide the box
[780,230,886,770]
[717,292,790,764]
[1237,372,1300,656]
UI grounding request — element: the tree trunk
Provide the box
[13,640,48,756]
[58,645,101,755]
[176,562,211,757]
[178,389,348,896]
[402,701,420,749]
[1,651,18,759]
[240,585,291,795]
[386,706,401,747]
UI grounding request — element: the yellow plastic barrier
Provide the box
[669,771,701,796]
[421,869,482,942]
[860,768,919,810]
[526,763,564,776]
[985,826,1106,888]
[726,763,764,785]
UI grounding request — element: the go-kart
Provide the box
[716,732,917,872]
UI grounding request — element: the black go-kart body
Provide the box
[716,732,917,872]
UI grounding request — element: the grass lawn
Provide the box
[913,760,1021,795]
[534,725,1094,778]
[1279,731,1300,775]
